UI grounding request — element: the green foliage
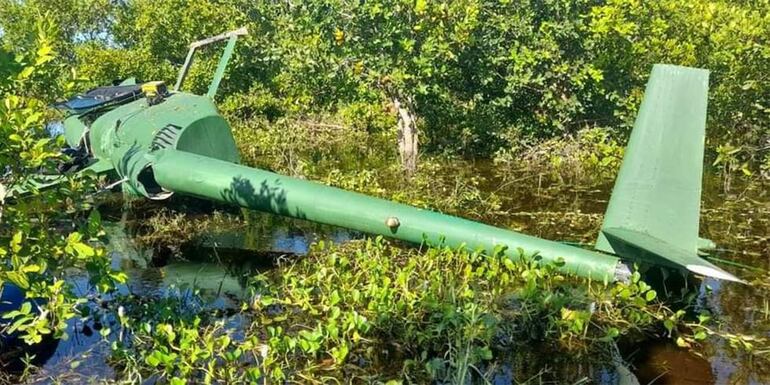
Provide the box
[0,22,124,345]
[3,0,767,175]
[0,0,115,51]
[588,0,770,173]
[107,238,697,383]
[712,143,753,192]
[441,0,607,147]
[229,112,395,178]
[496,127,625,185]
[0,3,768,382]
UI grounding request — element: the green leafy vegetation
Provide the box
[94,239,703,383]
[3,0,768,177]
[0,22,124,346]
[1,1,769,384]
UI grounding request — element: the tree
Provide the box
[337,0,481,172]
[588,0,770,163]
[0,0,115,57]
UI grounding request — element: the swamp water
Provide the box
[2,168,768,384]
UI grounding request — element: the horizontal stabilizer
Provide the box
[602,228,742,283]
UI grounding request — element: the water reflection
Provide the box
[628,340,714,384]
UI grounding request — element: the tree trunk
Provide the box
[393,96,418,174]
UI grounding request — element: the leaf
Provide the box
[25,113,43,128]
[605,327,620,339]
[67,232,94,257]
[20,301,32,315]
[741,163,753,176]
[675,337,691,348]
[18,66,34,80]
[219,335,231,348]
[477,346,493,360]
[5,271,30,289]
[145,353,161,367]
[36,44,53,58]
[332,343,349,363]
[645,290,657,302]
[11,231,23,253]
[329,290,341,306]
[415,0,427,14]
[21,264,41,273]
[72,242,95,257]
[334,29,344,44]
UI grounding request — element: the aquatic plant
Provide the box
[100,237,712,384]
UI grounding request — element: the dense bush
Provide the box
[107,238,683,383]
[588,0,770,171]
[2,0,767,174]
[0,22,125,346]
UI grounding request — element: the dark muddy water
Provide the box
[3,168,768,384]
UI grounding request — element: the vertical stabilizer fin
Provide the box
[596,64,739,282]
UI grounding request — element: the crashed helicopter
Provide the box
[15,27,744,284]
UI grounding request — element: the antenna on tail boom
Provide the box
[595,64,742,283]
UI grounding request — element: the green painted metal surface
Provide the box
[82,92,238,197]
[595,64,740,282]
[602,228,741,282]
[174,27,247,94]
[207,35,238,99]
[88,93,238,163]
[149,148,625,282]
[63,114,88,149]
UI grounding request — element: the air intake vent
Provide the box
[151,124,182,151]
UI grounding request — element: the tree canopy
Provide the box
[1,0,767,170]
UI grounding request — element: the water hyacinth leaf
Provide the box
[645,290,657,302]
[676,337,691,348]
[331,343,349,363]
[477,346,493,360]
[664,319,675,333]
